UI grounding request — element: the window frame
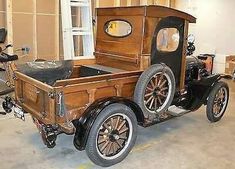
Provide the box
[104,19,133,38]
[156,27,181,53]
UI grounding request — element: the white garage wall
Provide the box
[175,0,235,73]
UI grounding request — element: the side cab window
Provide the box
[157,28,180,52]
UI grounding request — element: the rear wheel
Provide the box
[206,82,229,122]
[85,103,137,167]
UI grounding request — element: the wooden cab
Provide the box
[95,6,196,89]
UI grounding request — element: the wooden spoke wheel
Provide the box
[85,103,137,167]
[96,114,132,159]
[207,82,229,122]
[134,64,175,116]
[212,87,228,118]
[144,72,171,113]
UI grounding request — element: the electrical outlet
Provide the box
[22,45,30,54]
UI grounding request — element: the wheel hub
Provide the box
[153,88,160,98]
[109,130,120,142]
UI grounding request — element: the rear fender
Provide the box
[73,97,145,151]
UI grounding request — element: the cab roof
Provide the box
[97,5,196,23]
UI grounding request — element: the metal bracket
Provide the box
[48,91,56,99]
[57,92,66,117]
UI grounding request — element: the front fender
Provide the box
[186,74,223,111]
[73,97,145,151]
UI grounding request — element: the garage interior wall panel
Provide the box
[131,0,141,6]
[9,0,59,62]
[0,0,5,11]
[0,0,5,35]
[120,0,128,6]
[155,0,169,6]
[36,15,56,60]
[36,0,58,60]
[36,0,56,14]
[59,16,64,60]
[0,13,5,27]
[12,0,33,13]
[99,0,115,7]
[12,13,34,63]
[12,0,34,62]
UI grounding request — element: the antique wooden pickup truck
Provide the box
[3,6,229,167]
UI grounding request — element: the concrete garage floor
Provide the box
[0,80,235,169]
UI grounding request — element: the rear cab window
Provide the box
[104,20,132,38]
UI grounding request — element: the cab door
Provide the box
[151,16,185,88]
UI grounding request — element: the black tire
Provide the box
[134,64,176,117]
[85,103,137,167]
[206,81,229,122]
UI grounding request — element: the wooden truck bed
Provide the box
[14,62,142,133]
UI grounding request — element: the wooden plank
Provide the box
[48,96,56,123]
[179,20,189,90]
[21,102,54,124]
[36,0,56,14]
[114,0,121,7]
[98,0,115,7]
[73,59,96,65]
[0,13,5,27]
[33,0,37,60]
[131,0,141,6]
[142,17,161,54]
[146,6,196,23]
[170,0,175,7]
[12,0,33,13]
[14,71,54,92]
[54,71,142,87]
[140,0,148,5]
[96,54,140,70]
[12,13,34,62]
[95,52,138,63]
[55,0,60,60]
[95,0,100,8]
[36,15,56,60]
[0,0,5,11]
[127,0,132,6]
[97,6,145,16]
[6,0,13,54]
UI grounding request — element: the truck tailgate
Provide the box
[14,71,56,124]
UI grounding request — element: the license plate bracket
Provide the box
[14,106,25,121]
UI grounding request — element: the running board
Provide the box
[167,106,191,117]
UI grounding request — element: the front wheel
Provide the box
[85,103,137,167]
[206,81,229,122]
